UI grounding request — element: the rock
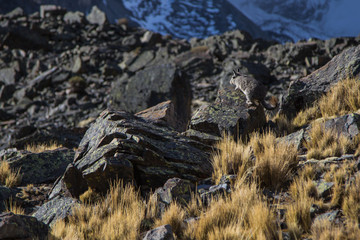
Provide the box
[110,64,191,125]
[188,87,266,139]
[127,50,155,72]
[143,224,174,240]
[86,6,108,25]
[135,100,188,132]
[2,26,51,50]
[40,5,66,18]
[0,186,15,212]
[71,56,86,74]
[313,180,334,199]
[5,7,24,19]
[314,210,339,223]
[182,129,221,147]
[61,110,212,197]
[0,212,49,240]
[322,113,360,140]
[281,45,360,118]
[0,109,15,121]
[32,196,79,227]
[278,129,305,151]
[64,11,85,24]
[0,67,19,85]
[0,83,16,101]
[7,148,74,184]
[141,31,163,46]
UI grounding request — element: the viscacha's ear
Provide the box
[237,68,241,73]
[233,70,237,75]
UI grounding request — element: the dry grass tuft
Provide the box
[212,132,298,191]
[311,219,345,240]
[250,132,298,190]
[79,187,101,204]
[51,181,145,240]
[271,113,295,136]
[292,78,360,127]
[305,121,351,160]
[187,181,281,240]
[154,202,185,238]
[342,174,360,224]
[0,161,22,187]
[25,141,63,153]
[5,197,25,215]
[211,135,252,184]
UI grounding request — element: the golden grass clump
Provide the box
[5,197,25,215]
[154,202,185,238]
[305,121,351,160]
[342,174,360,224]
[271,113,295,136]
[187,181,281,240]
[25,141,63,153]
[79,187,101,204]
[211,134,252,184]
[0,160,22,187]
[292,78,360,127]
[51,181,145,240]
[212,132,298,191]
[311,219,345,240]
[250,132,298,190]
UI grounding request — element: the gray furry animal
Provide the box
[230,69,277,110]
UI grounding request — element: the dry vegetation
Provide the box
[0,160,22,187]
[50,78,360,239]
[5,197,25,215]
[305,121,352,160]
[212,131,298,190]
[293,77,360,127]
[25,141,63,153]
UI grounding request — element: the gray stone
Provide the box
[0,67,18,85]
[63,11,85,24]
[33,196,79,227]
[61,110,212,197]
[314,180,334,199]
[40,5,66,18]
[0,212,49,240]
[143,224,174,240]
[281,45,360,118]
[5,7,24,19]
[86,6,108,25]
[7,148,75,184]
[314,210,339,223]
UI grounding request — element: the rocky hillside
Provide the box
[1,5,360,239]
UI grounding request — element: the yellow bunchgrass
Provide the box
[186,180,281,240]
[311,219,345,240]
[271,113,295,136]
[292,78,360,127]
[51,181,145,240]
[5,197,25,215]
[342,174,360,224]
[211,134,252,184]
[154,202,185,238]
[0,161,22,187]
[25,141,63,153]
[305,121,351,160]
[212,132,298,191]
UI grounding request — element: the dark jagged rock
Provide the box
[143,224,174,240]
[61,110,212,197]
[7,148,74,184]
[0,212,49,240]
[110,64,191,125]
[188,87,266,140]
[281,45,360,118]
[33,196,79,227]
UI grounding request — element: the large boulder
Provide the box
[33,196,79,227]
[110,63,191,124]
[0,212,49,240]
[281,45,360,118]
[7,148,74,184]
[188,87,266,140]
[60,110,212,197]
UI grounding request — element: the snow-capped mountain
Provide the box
[228,0,360,42]
[1,0,360,42]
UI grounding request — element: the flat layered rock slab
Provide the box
[63,110,212,197]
